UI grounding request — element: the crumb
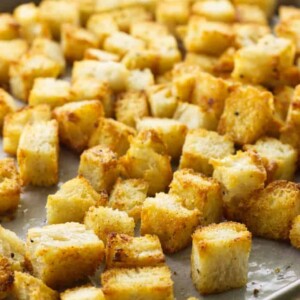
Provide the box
[253,289,259,297]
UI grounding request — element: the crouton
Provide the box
[191,222,251,295]
[0,256,14,300]
[171,72,195,103]
[232,0,276,18]
[126,69,154,92]
[17,120,59,186]
[218,85,275,145]
[101,266,174,300]
[12,271,58,300]
[70,0,96,25]
[61,286,105,300]
[0,14,19,40]
[121,130,172,195]
[46,176,108,224]
[0,89,16,129]
[3,104,51,156]
[235,4,268,25]
[279,6,300,22]
[26,222,105,289]
[180,129,234,176]
[109,178,149,221]
[170,169,222,225]
[137,117,187,159]
[130,21,169,42]
[290,215,300,249]
[84,206,135,244]
[84,48,120,62]
[53,100,104,152]
[273,85,294,123]
[184,53,218,73]
[211,150,267,221]
[141,193,200,253]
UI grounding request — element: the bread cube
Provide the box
[125,70,152,94]
[170,169,222,225]
[61,286,105,300]
[54,100,104,152]
[235,4,268,25]
[39,0,80,39]
[47,176,108,224]
[242,181,300,240]
[232,35,295,87]
[232,0,276,18]
[184,53,217,73]
[274,85,293,123]
[84,48,120,62]
[218,85,275,145]
[109,178,149,221]
[17,120,59,186]
[244,137,297,183]
[26,223,105,289]
[180,129,234,176]
[101,266,174,300]
[106,233,164,269]
[137,117,187,159]
[191,222,251,295]
[0,256,14,300]
[62,24,99,61]
[290,215,300,249]
[84,206,135,244]
[0,89,16,129]
[3,104,51,156]
[211,150,267,221]
[279,6,300,22]
[0,14,19,40]
[121,130,172,195]
[0,39,28,83]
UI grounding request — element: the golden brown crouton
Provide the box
[274,86,294,124]
[279,5,300,22]
[84,48,120,62]
[290,215,300,249]
[232,0,276,17]
[0,256,14,300]
[0,89,16,129]
[126,69,154,92]
[0,14,19,40]
[235,4,268,25]
[61,286,105,300]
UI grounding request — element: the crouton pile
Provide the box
[1,0,300,298]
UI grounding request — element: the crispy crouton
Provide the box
[0,89,16,129]
[290,215,300,249]
[191,222,251,295]
[84,206,135,244]
[101,266,174,300]
[0,256,14,300]
[46,176,108,224]
[61,286,105,300]
[141,193,200,253]
[235,4,268,25]
[279,6,300,22]
[274,86,294,123]
[17,120,59,186]
[126,69,154,91]
[26,223,105,289]
[184,53,218,73]
[232,0,276,18]
[84,48,120,62]
[130,21,169,42]
[180,129,235,176]
[0,14,19,40]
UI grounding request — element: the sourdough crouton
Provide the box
[191,222,251,295]
[290,215,300,249]
[0,89,16,129]
[78,146,119,193]
[3,104,51,156]
[211,151,267,221]
[235,4,268,25]
[241,181,300,240]
[0,256,14,300]
[0,159,21,215]
[232,0,276,18]
[61,286,105,300]
[46,176,108,224]
[53,100,104,153]
[180,129,235,176]
[109,178,149,221]
[88,118,136,157]
[137,117,187,159]
[121,130,172,195]
[101,266,174,300]
[218,86,275,145]
[170,169,223,225]
[126,69,154,91]
[12,271,58,300]
[17,120,59,186]
[141,193,200,253]
[0,14,19,40]
[84,206,135,244]
[106,233,164,268]
[84,48,120,62]
[26,223,105,289]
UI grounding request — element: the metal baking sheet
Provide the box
[1,0,300,299]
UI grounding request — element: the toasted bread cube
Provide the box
[244,137,297,182]
[242,181,300,240]
[62,24,99,61]
[0,256,14,300]
[184,53,218,73]
[232,35,295,87]
[39,0,80,39]
[274,86,294,123]
[130,21,169,42]
[218,85,275,145]
[84,206,135,244]
[290,215,300,249]
[0,39,28,83]
[78,145,119,193]
[0,14,19,40]
[53,100,104,152]
[170,169,222,225]
[211,151,267,221]
[26,223,105,289]
[192,0,235,23]
[232,0,276,18]
[47,176,108,224]
[3,104,51,156]
[141,193,200,253]
[106,233,164,269]
[0,89,16,129]
[17,120,59,186]
[84,48,120,62]
[235,4,268,25]
[121,130,172,195]
[180,129,234,176]
[61,286,105,300]
[0,225,25,271]
[9,54,61,102]
[109,178,149,221]
[279,6,300,22]
[191,222,251,295]
[137,117,187,159]
[101,266,174,300]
